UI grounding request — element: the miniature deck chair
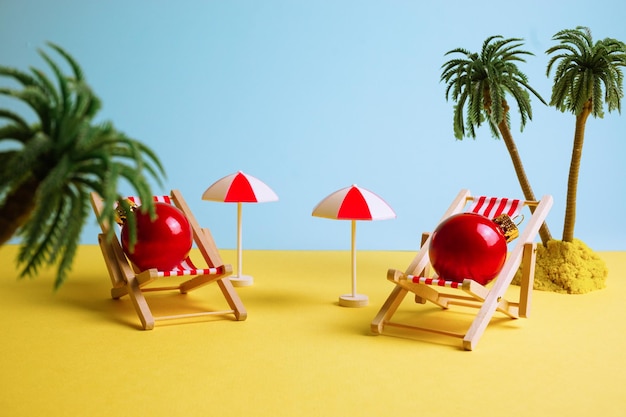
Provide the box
[371,189,553,350]
[90,189,247,330]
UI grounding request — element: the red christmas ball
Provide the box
[121,202,193,271]
[428,213,507,285]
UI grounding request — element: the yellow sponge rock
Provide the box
[514,239,608,294]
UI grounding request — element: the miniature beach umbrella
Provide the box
[202,171,278,286]
[312,184,396,307]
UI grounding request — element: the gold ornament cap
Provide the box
[114,199,139,225]
[492,213,519,243]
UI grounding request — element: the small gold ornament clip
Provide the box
[492,213,520,243]
[114,199,139,225]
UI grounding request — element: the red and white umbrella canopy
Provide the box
[202,171,278,203]
[312,184,396,221]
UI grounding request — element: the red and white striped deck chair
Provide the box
[90,189,247,330]
[371,189,553,350]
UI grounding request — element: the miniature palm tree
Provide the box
[517,26,624,294]
[546,26,626,242]
[0,42,165,289]
[441,35,552,245]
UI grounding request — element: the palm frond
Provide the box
[546,26,626,117]
[0,86,52,125]
[0,150,20,193]
[46,42,85,81]
[0,109,32,130]
[71,81,101,121]
[51,188,90,289]
[28,67,59,130]
[0,66,41,89]
[0,132,50,186]
[2,42,167,288]
[441,34,543,139]
[17,191,65,276]
[488,115,501,138]
[0,124,35,143]
[37,48,69,121]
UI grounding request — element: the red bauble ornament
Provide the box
[428,213,507,285]
[121,202,193,271]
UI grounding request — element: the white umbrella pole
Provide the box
[351,219,357,297]
[237,202,242,276]
[231,202,253,286]
[338,220,367,307]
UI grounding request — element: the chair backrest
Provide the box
[467,196,522,219]
[124,195,173,206]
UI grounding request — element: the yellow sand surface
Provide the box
[1,246,624,417]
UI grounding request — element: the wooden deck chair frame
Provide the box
[371,189,553,350]
[90,189,247,330]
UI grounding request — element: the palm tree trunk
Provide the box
[497,118,553,245]
[0,177,39,245]
[562,101,592,242]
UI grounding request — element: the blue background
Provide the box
[1,0,625,251]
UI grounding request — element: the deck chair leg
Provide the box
[125,278,155,330]
[518,242,537,318]
[217,278,247,321]
[111,285,128,299]
[462,302,497,351]
[98,234,125,288]
[414,232,431,304]
[463,248,531,350]
[371,285,409,334]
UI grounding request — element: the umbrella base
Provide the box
[230,275,254,287]
[338,294,369,307]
